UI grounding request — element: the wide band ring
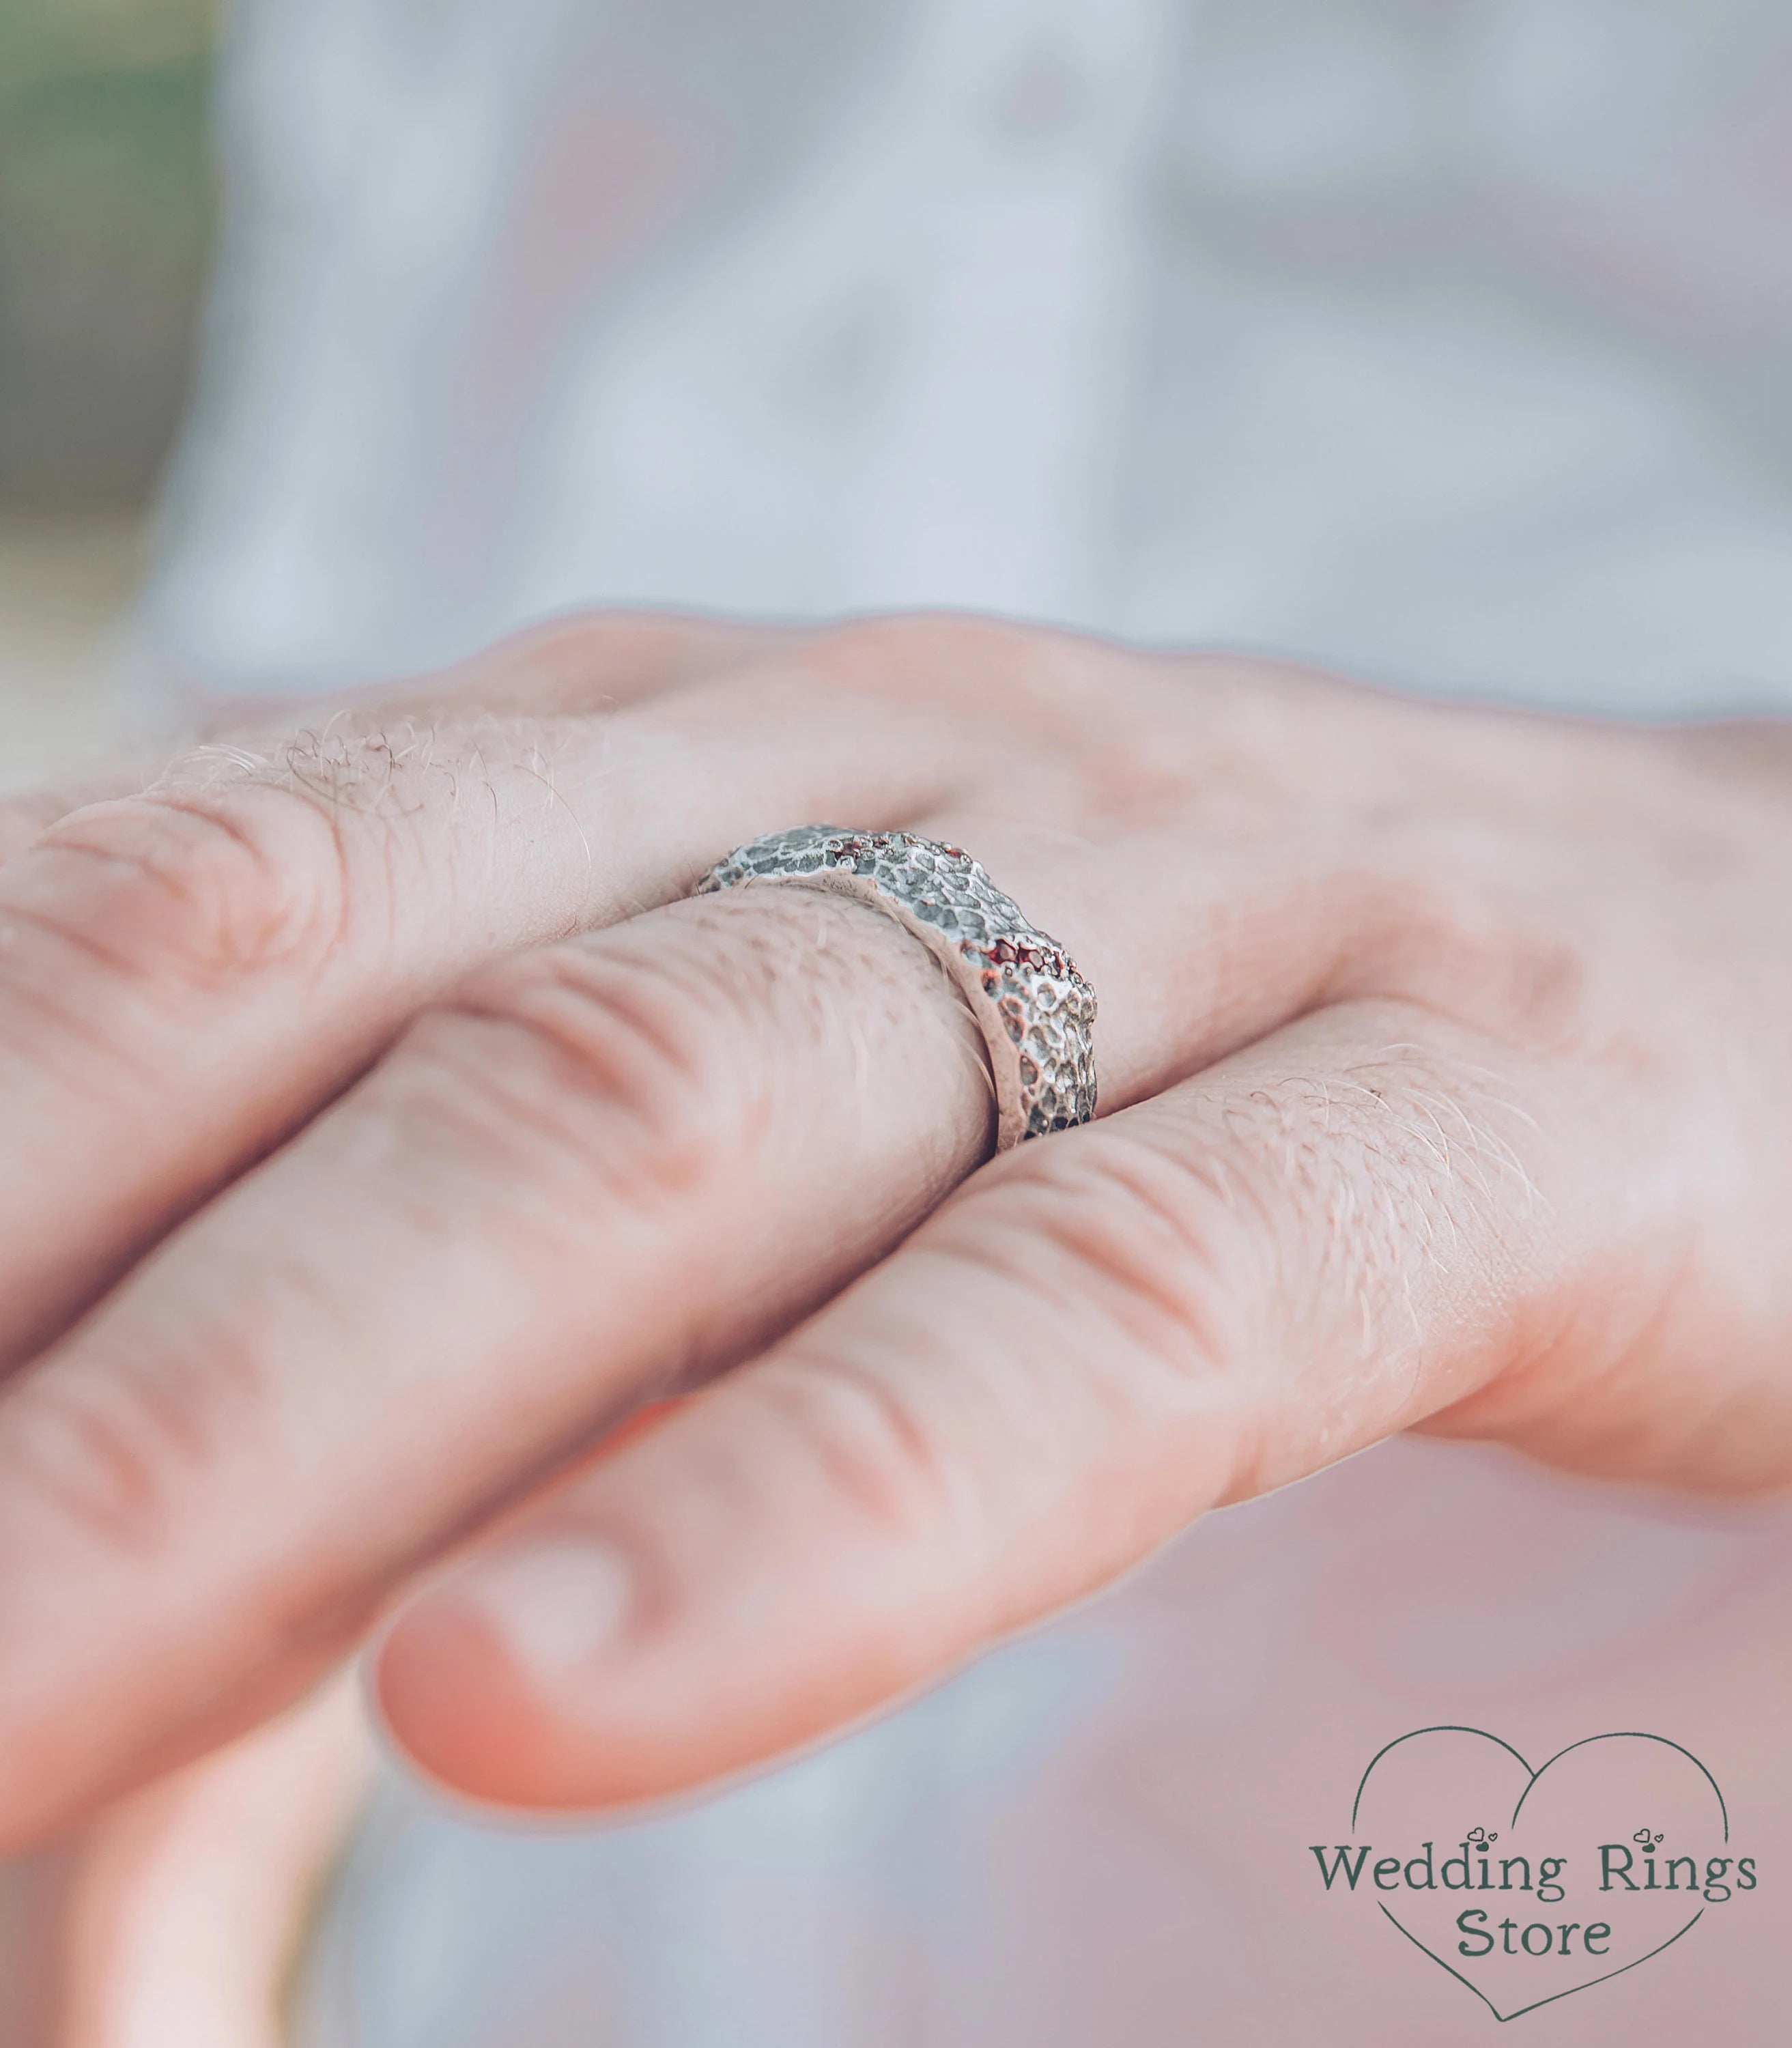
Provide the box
[695,826,1096,1150]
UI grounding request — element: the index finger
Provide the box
[0,616,954,1363]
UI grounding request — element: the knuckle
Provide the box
[25,787,351,990]
[393,932,755,1208]
[752,1349,971,1554]
[970,1128,1270,1402]
[1231,1022,1514,1263]
[1371,859,1603,1046]
[459,610,763,701]
[805,613,1045,698]
[391,887,933,1214]
[0,1350,241,1556]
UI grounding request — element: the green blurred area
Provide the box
[0,0,221,504]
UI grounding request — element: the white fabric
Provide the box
[137,3,1792,2040]
[153,0,1792,713]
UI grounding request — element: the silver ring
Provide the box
[695,826,1096,1150]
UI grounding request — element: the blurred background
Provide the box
[0,0,218,784]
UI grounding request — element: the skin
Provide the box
[2,1676,370,2047]
[0,609,1786,1855]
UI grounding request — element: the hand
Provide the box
[0,612,1786,1837]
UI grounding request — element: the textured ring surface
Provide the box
[696,825,1096,1150]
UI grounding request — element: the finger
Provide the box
[0,612,785,868]
[21,1673,369,2048]
[0,886,990,1845]
[374,997,1693,1811]
[0,616,958,1364]
[0,794,1397,1846]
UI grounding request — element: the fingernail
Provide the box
[436,1537,638,1683]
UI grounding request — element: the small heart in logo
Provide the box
[1347,1727,1734,2021]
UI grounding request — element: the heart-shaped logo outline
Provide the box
[1353,1726,1728,2023]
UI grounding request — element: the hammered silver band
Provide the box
[695,826,1096,1150]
